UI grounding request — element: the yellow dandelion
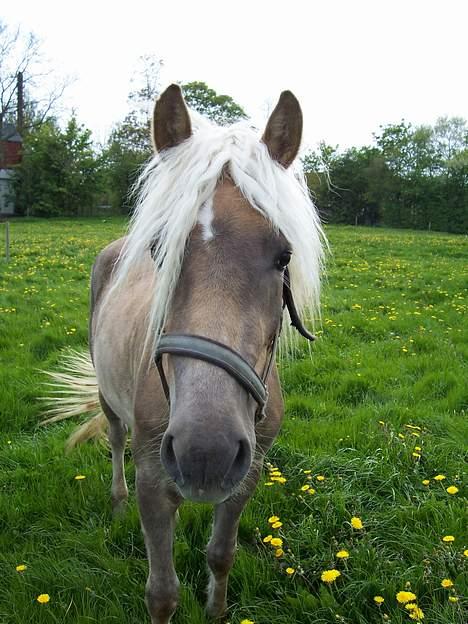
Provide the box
[336,550,349,559]
[36,594,50,604]
[441,579,454,588]
[378,420,385,425]
[264,482,274,486]
[301,484,310,491]
[316,475,325,481]
[373,596,385,605]
[270,538,283,548]
[275,548,284,558]
[464,549,468,557]
[74,475,86,480]
[396,591,417,603]
[351,516,364,530]
[303,469,312,474]
[414,446,422,451]
[269,471,282,477]
[240,619,255,624]
[398,433,405,439]
[446,486,459,495]
[422,480,430,486]
[286,567,295,575]
[263,535,272,543]
[272,521,282,529]
[449,596,458,603]
[409,606,424,621]
[433,474,446,481]
[16,564,27,572]
[405,603,418,611]
[307,487,316,495]
[412,452,421,458]
[268,516,279,524]
[321,569,341,583]
[442,535,455,543]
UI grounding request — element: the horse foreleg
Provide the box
[99,391,128,514]
[137,470,181,624]
[206,465,261,618]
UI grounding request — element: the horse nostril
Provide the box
[222,438,251,489]
[161,434,184,486]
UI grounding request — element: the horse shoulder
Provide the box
[89,237,127,358]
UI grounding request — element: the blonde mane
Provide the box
[113,112,326,355]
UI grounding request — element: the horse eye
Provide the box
[275,251,292,270]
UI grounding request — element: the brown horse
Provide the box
[45,85,324,623]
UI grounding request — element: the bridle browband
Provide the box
[154,268,315,425]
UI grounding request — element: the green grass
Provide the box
[0,219,466,623]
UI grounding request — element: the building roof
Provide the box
[1,124,22,143]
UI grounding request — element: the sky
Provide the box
[3,0,468,152]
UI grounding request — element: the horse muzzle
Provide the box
[160,427,252,504]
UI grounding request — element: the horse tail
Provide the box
[40,349,108,450]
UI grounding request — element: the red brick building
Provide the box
[0,124,22,215]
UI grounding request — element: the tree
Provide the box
[0,21,68,139]
[101,55,162,211]
[14,116,103,217]
[181,81,247,125]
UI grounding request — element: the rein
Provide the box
[154,268,315,426]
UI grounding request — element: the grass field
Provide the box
[0,219,466,624]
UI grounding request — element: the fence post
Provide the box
[5,221,10,262]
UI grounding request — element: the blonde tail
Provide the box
[40,349,108,450]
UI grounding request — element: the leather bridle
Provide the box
[154,268,315,425]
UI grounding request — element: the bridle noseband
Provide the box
[154,268,315,426]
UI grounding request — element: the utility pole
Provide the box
[17,72,24,134]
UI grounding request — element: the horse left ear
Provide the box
[152,84,192,152]
[262,91,303,168]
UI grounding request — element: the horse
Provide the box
[44,84,325,623]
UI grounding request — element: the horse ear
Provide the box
[262,91,303,168]
[152,84,192,152]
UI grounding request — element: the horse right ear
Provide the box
[152,84,192,152]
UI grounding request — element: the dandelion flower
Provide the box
[270,538,283,548]
[16,564,27,572]
[270,471,282,477]
[464,549,468,557]
[422,480,430,486]
[74,475,86,480]
[36,594,50,604]
[449,596,459,603]
[351,517,364,529]
[272,521,282,529]
[408,606,424,621]
[396,591,417,603]
[321,569,341,583]
[286,567,295,575]
[336,550,349,559]
[405,603,418,611]
[307,487,316,495]
[301,484,310,491]
[433,474,446,481]
[275,548,284,557]
[316,475,325,481]
[263,535,272,543]
[441,579,454,588]
[442,535,455,543]
[268,516,279,524]
[264,482,274,486]
[303,469,312,474]
[446,486,458,495]
[414,446,422,451]
[412,452,421,458]
[373,596,385,604]
[240,619,255,624]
